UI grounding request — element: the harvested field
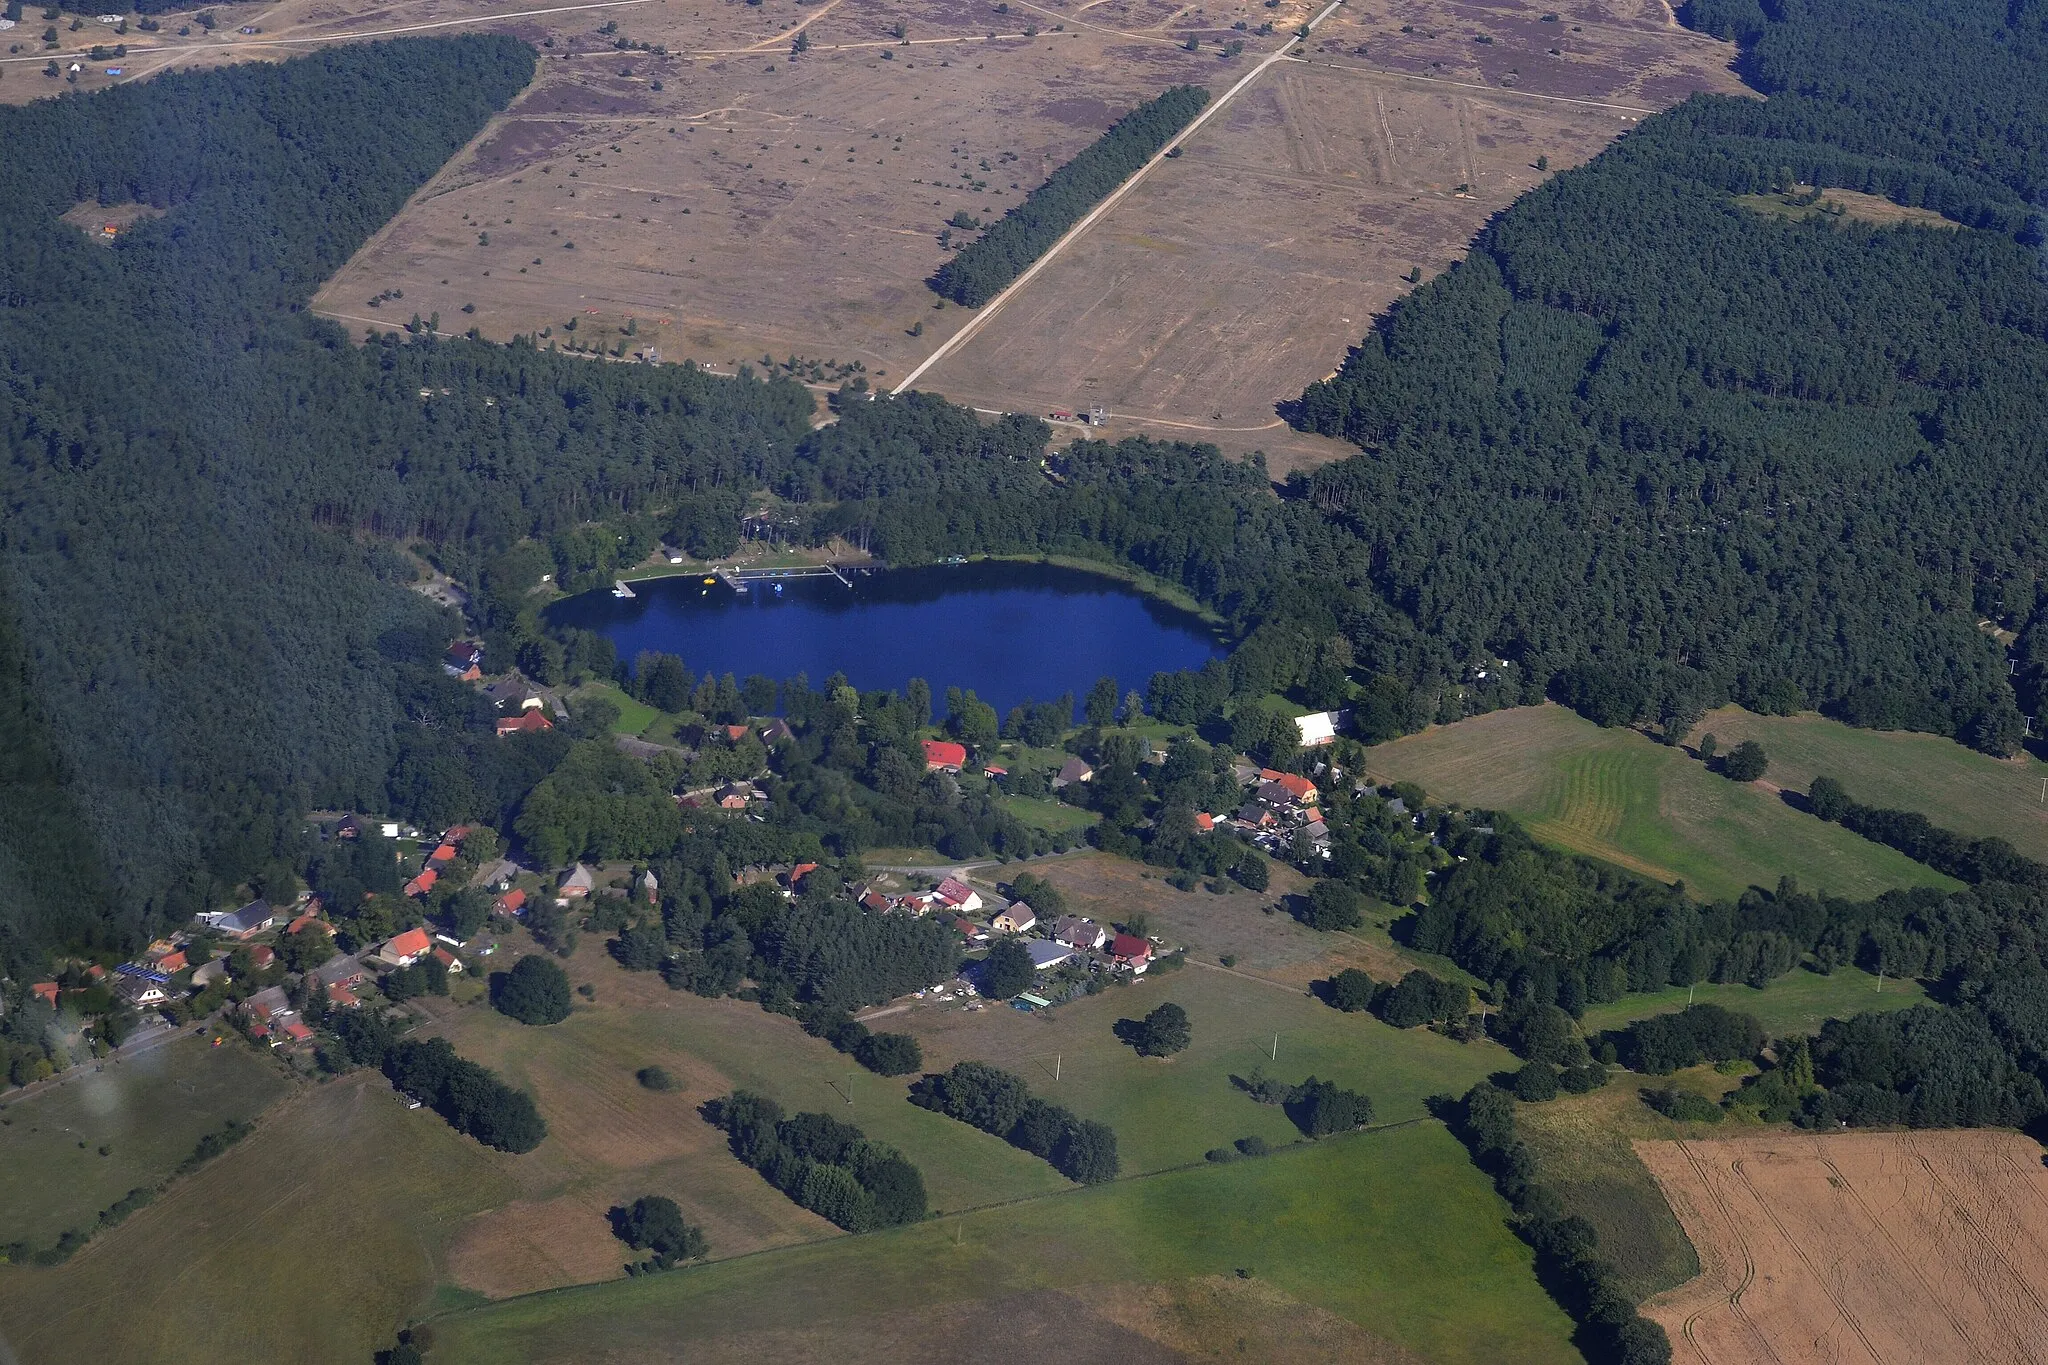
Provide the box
[1638,1130,2048,1365]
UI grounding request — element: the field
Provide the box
[1735,184,1960,229]
[1693,705,2048,862]
[920,0,1748,468]
[0,1071,518,1365]
[1363,703,1961,902]
[1637,1130,2048,1365]
[425,1123,1581,1365]
[1574,967,1928,1040]
[0,1031,293,1249]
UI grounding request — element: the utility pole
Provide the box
[1055,1053,1061,1082]
[847,1071,854,1105]
[1271,1032,1279,1062]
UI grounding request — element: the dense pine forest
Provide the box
[1291,0,2048,747]
[1,0,2044,980]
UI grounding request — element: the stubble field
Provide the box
[1638,1130,2048,1365]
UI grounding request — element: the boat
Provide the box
[701,576,717,586]
[772,581,783,595]
[611,580,636,598]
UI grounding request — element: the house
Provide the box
[287,913,334,938]
[982,764,1008,779]
[559,864,596,899]
[1193,812,1215,833]
[1053,916,1105,951]
[115,977,171,1009]
[1259,770,1319,805]
[951,916,988,943]
[1303,820,1331,844]
[714,782,756,809]
[431,947,465,975]
[335,813,369,840]
[153,950,188,975]
[639,869,659,904]
[784,862,821,893]
[243,985,292,1022]
[1294,710,1348,747]
[1052,757,1094,789]
[377,926,434,968]
[1109,933,1153,973]
[661,544,686,564]
[1235,802,1277,829]
[934,876,982,913]
[1256,779,1297,808]
[1232,759,1263,787]
[860,887,893,914]
[426,842,459,868]
[326,981,361,1009]
[921,739,968,772]
[403,868,439,898]
[1024,940,1074,971]
[989,901,1037,934]
[281,1019,315,1044]
[443,640,484,680]
[30,982,58,1009]
[216,899,276,939]
[191,958,229,990]
[497,708,554,737]
[248,945,276,969]
[493,888,528,918]
[758,718,795,745]
[85,963,107,984]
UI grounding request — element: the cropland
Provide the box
[1692,706,2048,862]
[1637,1130,2048,1365]
[1362,704,1961,902]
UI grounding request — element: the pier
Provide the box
[716,563,868,590]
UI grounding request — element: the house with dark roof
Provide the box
[989,901,1037,934]
[559,864,596,898]
[1025,940,1075,971]
[217,899,276,939]
[443,640,484,680]
[1053,916,1106,952]
[1052,757,1094,789]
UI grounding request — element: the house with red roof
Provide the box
[154,950,188,974]
[934,876,982,913]
[497,708,554,737]
[443,640,484,681]
[427,842,459,867]
[1110,933,1153,973]
[723,723,751,742]
[431,947,465,975]
[287,913,334,937]
[403,867,439,898]
[1258,769,1319,805]
[327,981,362,1009]
[281,1018,315,1044]
[248,945,276,969]
[784,862,820,893]
[493,887,527,917]
[377,926,434,968]
[1193,812,1215,833]
[921,739,967,772]
[30,982,58,1009]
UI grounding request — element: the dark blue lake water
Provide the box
[548,562,1224,717]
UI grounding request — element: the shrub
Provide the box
[855,1031,923,1076]
[495,954,573,1025]
[1301,880,1363,931]
[609,1194,707,1267]
[636,1065,679,1092]
[1642,1087,1724,1123]
[1513,1061,1560,1102]
[1721,739,1768,782]
[1325,967,1376,1012]
[1283,1076,1372,1136]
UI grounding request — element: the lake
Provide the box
[548,561,1224,717]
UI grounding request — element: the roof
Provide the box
[993,901,1036,928]
[1294,711,1342,746]
[281,1019,315,1042]
[497,709,554,736]
[249,945,275,967]
[327,982,360,1007]
[428,842,459,865]
[444,640,483,667]
[155,950,188,973]
[789,862,820,885]
[1260,771,1317,801]
[287,913,332,936]
[560,864,596,892]
[404,868,439,897]
[385,926,433,960]
[1024,940,1074,969]
[31,982,58,1005]
[921,739,967,769]
[1110,933,1151,960]
[1056,757,1094,782]
[432,947,460,968]
[935,876,978,905]
[495,887,527,913]
[1193,812,1215,832]
[218,899,274,933]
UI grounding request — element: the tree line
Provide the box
[909,1060,1119,1183]
[706,1091,928,1232]
[930,85,1210,306]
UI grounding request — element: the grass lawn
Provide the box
[0,1032,294,1248]
[1693,706,2048,861]
[569,679,659,736]
[900,963,1515,1173]
[0,1072,516,1365]
[1000,793,1099,834]
[1364,704,1960,902]
[426,1123,1580,1365]
[1575,966,1927,1039]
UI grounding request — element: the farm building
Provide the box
[1025,940,1074,971]
[934,876,982,913]
[559,864,596,898]
[1293,710,1348,747]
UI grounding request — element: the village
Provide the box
[11,638,1368,1087]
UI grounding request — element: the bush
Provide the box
[1720,739,1768,782]
[609,1194,707,1267]
[636,1065,679,1092]
[1806,775,1850,822]
[1301,880,1363,931]
[1129,1002,1191,1057]
[1283,1076,1372,1136]
[1325,967,1376,1012]
[495,954,573,1025]
[1642,1087,1724,1123]
[1234,1134,1270,1157]
[1376,969,1467,1028]
[854,1031,922,1076]
[1512,1061,1560,1102]
[1558,1063,1610,1094]
[979,937,1034,1000]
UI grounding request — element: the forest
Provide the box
[1,0,2044,985]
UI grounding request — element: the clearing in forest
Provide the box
[1637,1130,2048,1365]
[1692,706,2048,862]
[1363,704,1960,902]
